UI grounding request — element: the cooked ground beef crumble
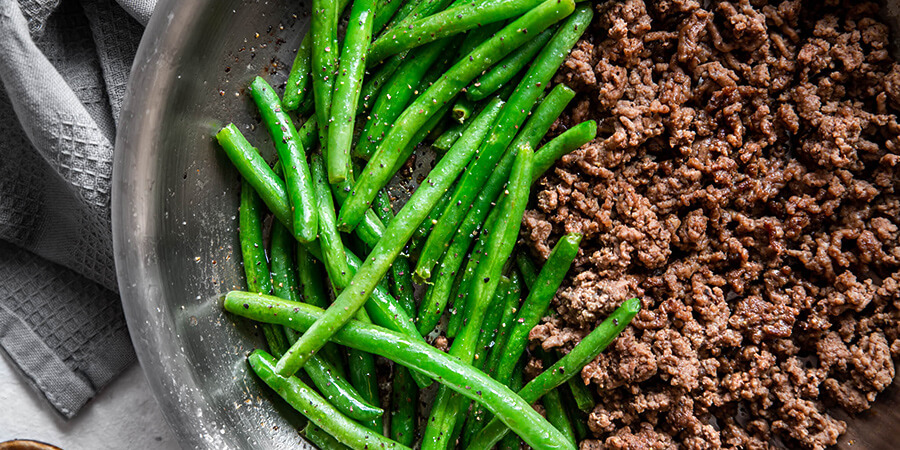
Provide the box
[521,0,900,448]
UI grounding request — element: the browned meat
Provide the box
[523,1,900,448]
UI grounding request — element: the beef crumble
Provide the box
[522,1,900,448]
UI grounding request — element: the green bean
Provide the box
[414,5,591,281]
[445,203,501,338]
[409,97,505,334]
[359,56,404,114]
[368,0,549,64]
[533,119,598,181]
[218,125,293,228]
[458,20,506,59]
[475,276,512,370]
[420,145,533,450]
[468,298,641,449]
[275,99,487,379]
[493,233,582,387]
[239,180,274,296]
[537,350,576,446]
[226,292,574,450]
[487,269,522,374]
[342,248,433,389]
[239,180,290,360]
[378,0,453,46]
[389,366,418,446]
[451,97,475,124]
[295,243,348,377]
[347,346,383,433]
[561,390,590,441]
[282,36,313,111]
[568,374,595,413]
[301,423,352,450]
[310,154,352,289]
[249,351,406,449]
[464,270,522,443]
[515,250,540,289]
[270,221,304,345]
[283,0,353,110]
[259,323,290,359]
[373,192,417,318]
[379,0,426,37]
[327,0,376,183]
[337,0,576,232]
[249,77,318,243]
[467,27,554,101]
[354,39,453,160]
[409,188,451,255]
[458,275,514,446]
[432,121,465,152]
[270,222,301,304]
[509,86,577,157]
[374,0,406,33]
[311,0,339,149]
[304,352,384,421]
[497,362,524,450]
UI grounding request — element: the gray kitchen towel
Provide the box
[0,0,155,418]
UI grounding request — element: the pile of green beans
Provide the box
[211,0,637,448]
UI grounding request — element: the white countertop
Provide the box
[0,354,179,450]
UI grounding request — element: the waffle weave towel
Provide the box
[0,0,156,418]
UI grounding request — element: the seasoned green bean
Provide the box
[218,125,293,231]
[368,0,547,63]
[515,250,540,289]
[249,77,318,243]
[378,0,452,46]
[275,101,486,379]
[270,221,301,304]
[568,375,595,413]
[336,0,576,232]
[239,180,274,296]
[467,27,554,101]
[464,270,523,443]
[458,275,513,446]
[226,292,574,450]
[347,346,383,433]
[282,36,313,111]
[311,0,339,148]
[373,192,417,317]
[239,180,290,359]
[295,243,348,377]
[389,366,418,446]
[538,350,576,446]
[327,0,375,183]
[249,351,406,449]
[283,0,353,110]
[414,4,591,282]
[301,423,352,450]
[493,233,582,387]
[451,96,475,123]
[468,298,641,449]
[358,56,404,114]
[533,119,598,181]
[304,352,384,421]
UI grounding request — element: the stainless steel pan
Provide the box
[112,0,900,448]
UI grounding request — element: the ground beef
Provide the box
[522,1,900,449]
